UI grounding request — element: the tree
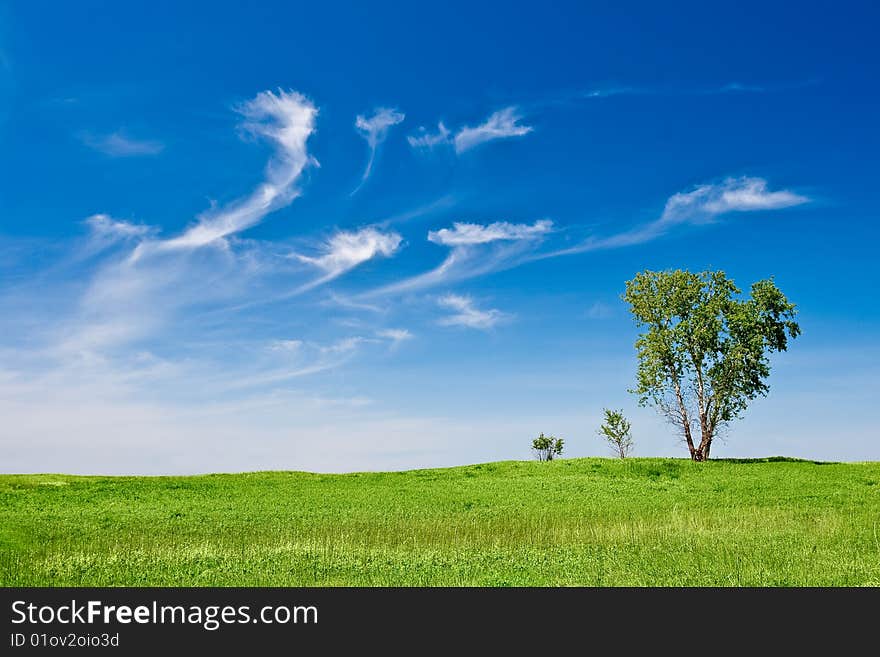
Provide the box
[598,409,634,458]
[623,269,799,461]
[532,433,564,461]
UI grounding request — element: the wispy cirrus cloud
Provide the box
[42,90,320,359]
[454,107,533,153]
[366,177,807,298]
[711,79,820,94]
[322,292,386,314]
[543,176,809,257]
[407,122,451,149]
[555,79,820,104]
[294,226,403,290]
[367,219,552,297]
[75,214,156,260]
[153,89,318,253]
[173,333,397,394]
[407,107,533,154]
[577,83,779,100]
[437,294,507,330]
[269,339,303,353]
[428,220,552,246]
[659,176,808,224]
[224,337,361,391]
[80,130,164,157]
[578,86,641,99]
[372,194,458,230]
[353,107,405,193]
[84,214,153,241]
[228,330,414,391]
[376,328,413,347]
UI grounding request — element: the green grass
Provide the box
[2,457,879,586]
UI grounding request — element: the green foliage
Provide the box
[532,433,564,461]
[598,408,634,458]
[1,459,879,586]
[623,269,800,461]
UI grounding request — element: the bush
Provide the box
[597,408,634,458]
[532,433,564,461]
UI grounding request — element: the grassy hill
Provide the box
[2,457,879,586]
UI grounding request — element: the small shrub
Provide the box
[597,408,634,458]
[532,433,564,461]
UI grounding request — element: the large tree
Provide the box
[623,269,800,461]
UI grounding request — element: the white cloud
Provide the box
[542,176,809,258]
[80,130,164,157]
[660,176,809,224]
[353,107,405,192]
[269,339,303,352]
[406,107,532,155]
[428,219,552,246]
[200,336,371,392]
[222,227,403,311]
[407,122,451,149]
[356,107,406,148]
[366,219,551,297]
[222,362,341,390]
[156,89,317,252]
[371,194,457,228]
[295,227,402,287]
[85,214,152,240]
[364,247,466,297]
[55,316,157,356]
[554,80,814,105]
[377,328,413,345]
[453,107,533,153]
[323,293,385,313]
[437,294,507,330]
[581,86,639,98]
[48,90,322,361]
[319,336,367,355]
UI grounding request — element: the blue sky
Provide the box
[1,1,878,473]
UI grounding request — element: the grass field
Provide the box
[2,457,879,586]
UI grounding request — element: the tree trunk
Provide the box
[693,432,712,461]
[683,431,696,459]
[670,377,696,460]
